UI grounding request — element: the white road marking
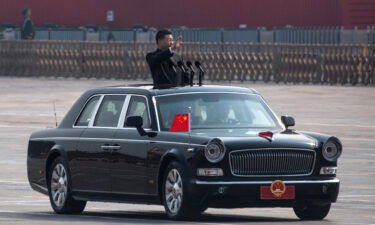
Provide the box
[0,210,231,225]
[0,200,48,203]
[300,122,375,129]
[0,180,29,184]
[0,210,17,213]
[340,194,375,198]
[0,124,45,129]
[338,199,371,202]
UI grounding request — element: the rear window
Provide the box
[75,96,100,127]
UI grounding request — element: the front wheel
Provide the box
[48,156,86,214]
[162,161,202,220]
[293,203,331,220]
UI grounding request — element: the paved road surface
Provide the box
[0,77,374,225]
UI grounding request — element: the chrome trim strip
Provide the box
[117,95,131,128]
[73,189,155,196]
[30,137,81,141]
[195,178,340,185]
[152,96,161,132]
[117,127,152,131]
[82,126,117,130]
[29,137,205,147]
[229,148,316,177]
[74,126,153,131]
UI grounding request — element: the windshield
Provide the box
[156,93,281,131]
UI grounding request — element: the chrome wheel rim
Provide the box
[165,169,183,214]
[51,163,68,208]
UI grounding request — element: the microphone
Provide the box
[186,61,195,86]
[194,61,205,86]
[177,61,188,87]
[170,63,177,74]
[186,61,194,71]
[194,61,205,73]
[177,61,187,73]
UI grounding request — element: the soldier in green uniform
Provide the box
[21,7,35,40]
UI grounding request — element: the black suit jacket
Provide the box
[146,48,188,88]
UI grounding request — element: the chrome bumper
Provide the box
[195,178,340,185]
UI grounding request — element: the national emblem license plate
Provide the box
[260,180,295,200]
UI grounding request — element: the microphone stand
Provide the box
[190,69,195,86]
[186,61,195,86]
[177,61,187,87]
[194,61,205,86]
[199,70,204,86]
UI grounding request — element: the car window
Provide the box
[93,95,126,127]
[75,95,100,127]
[125,96,150,128]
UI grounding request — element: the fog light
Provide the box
[197,168,223,176]
[320,167,337,175]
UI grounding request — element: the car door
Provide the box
[71,94,126,193]
[111,95,151,195]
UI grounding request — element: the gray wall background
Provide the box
[1,27,375,44]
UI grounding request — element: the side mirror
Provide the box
[281,115,295,129]
[125,116,143,127]
[125,116,147,136]
[125,116,157,137]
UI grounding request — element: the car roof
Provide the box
[87,84,259,97]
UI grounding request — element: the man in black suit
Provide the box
[146,29,188,88]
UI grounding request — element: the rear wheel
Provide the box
[162,161,202,220]
[48,156,86,214]
[293,203,331,220]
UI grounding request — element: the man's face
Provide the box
[158,34,173,50]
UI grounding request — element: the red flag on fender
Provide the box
[170,114,190,132]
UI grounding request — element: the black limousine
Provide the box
[27,85,341,220]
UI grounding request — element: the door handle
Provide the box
[101,145,110,150]
[108,145,121,151]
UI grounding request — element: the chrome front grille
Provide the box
[229,149,316,176]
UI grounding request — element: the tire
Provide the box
[162,161,201,220]
[293,203,331,220]
[48,156,86,214]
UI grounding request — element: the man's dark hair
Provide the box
[156,29,172,44]
[21,6,29,16]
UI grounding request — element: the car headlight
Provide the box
[322,139,342,161]
[205,138,226,163]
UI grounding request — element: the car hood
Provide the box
[190,128,318,150]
